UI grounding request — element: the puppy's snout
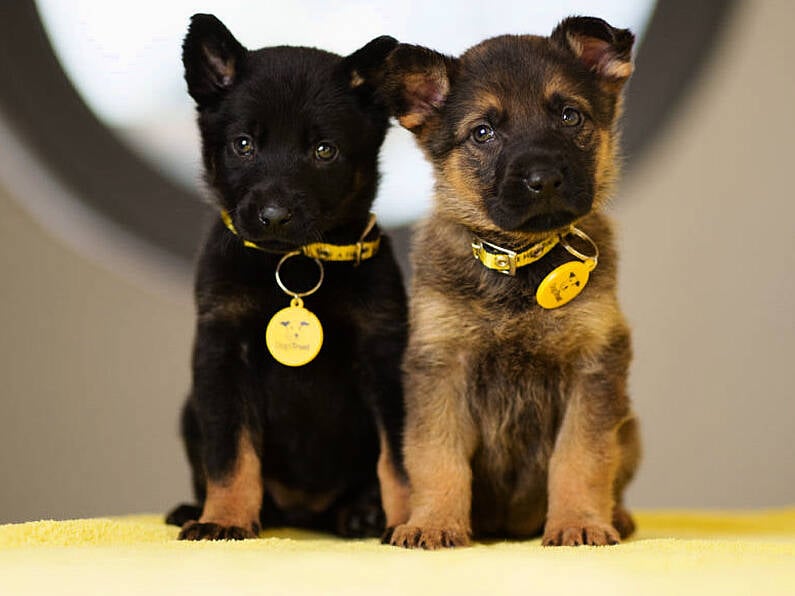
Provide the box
[258,204,293,227]
[524,168,563,197]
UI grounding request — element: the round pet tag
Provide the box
[536,259,595,309]
[266,297,324,366]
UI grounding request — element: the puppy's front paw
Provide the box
[178,520,260,541]
[542,521,620,546]
[389,524,470,549]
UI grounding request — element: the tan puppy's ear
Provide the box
[551,16,635,83]
[342,35,398,91]
[379,44,458,132]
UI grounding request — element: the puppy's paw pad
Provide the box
[178,520,259,541]
[389,524,470,549]
[542,522,620,547]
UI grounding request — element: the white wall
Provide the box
[619,0,795,507]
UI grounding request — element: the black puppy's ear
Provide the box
[379,44,458,132]
[182,14,247,107]
[551,16,634,82]
[342,35,399,91]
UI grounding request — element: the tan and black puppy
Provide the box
[378,17,640,548]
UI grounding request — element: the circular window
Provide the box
[0,1,735,273]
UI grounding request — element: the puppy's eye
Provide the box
[561,107,583,127]
[471,124,495,144]
[232,135,255,157]
[314,141,338,162]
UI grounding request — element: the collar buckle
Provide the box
[472,237,518,276]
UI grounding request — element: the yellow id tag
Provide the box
[265,297,323,366]
[536,258,596,309]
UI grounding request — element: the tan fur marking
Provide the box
[454,91,503,140]
[565,31,632,81]
[543,387,625,546]
[399,113,426,130]
[565,32,585,58]
[397,72,450,131]
[592,130,618,210]
[349,69,365,88]
[543,76,590,110]
[438,153,498,234]
[199,430,262,533]
[377,432,410,527]
[202,45,235,85]
[605,61,633,79]
[263,479,339,513]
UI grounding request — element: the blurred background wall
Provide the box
[0,0,793,523]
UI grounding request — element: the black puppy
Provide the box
[166,14,408,540]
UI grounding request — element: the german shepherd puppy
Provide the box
[166,15,408,540]
[376,17,640,548]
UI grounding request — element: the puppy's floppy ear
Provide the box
[182,14,247,107]
[379,44,458,132]
[342,35,399,92]
[551,16,634,82]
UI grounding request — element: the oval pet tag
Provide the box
[536,259,595,309]
[266,297,323,366]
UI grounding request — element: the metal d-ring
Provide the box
[274,250,324,298]
[560,226,599,266]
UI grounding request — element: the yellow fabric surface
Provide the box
[1,509,794,595]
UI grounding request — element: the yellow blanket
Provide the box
[2,509,794,595]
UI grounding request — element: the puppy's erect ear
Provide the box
[182,14,247,107]
[379,44,458,132]
[342,35,399,92]
[551,16,634,82]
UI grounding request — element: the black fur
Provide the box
[167,14,406,539]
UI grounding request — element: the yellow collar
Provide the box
[220,209,380,265]
[471,233,561,276]
[471,226,599,278]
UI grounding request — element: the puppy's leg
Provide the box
[179,429,263,540]
[389,329,477,549]
[165,401,204,527]
[612,415,641,539]
[377,430,410,531]
[178,319,263,541]
[352,268,411,534]
[543,332,633,547]
[368,348,410,532]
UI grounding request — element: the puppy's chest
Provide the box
[468,343,564,472]
[459,301,579,437]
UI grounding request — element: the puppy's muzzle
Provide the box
[495,151,590,232]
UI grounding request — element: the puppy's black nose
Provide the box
[524,168,563,196]
[258,205,293,227]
